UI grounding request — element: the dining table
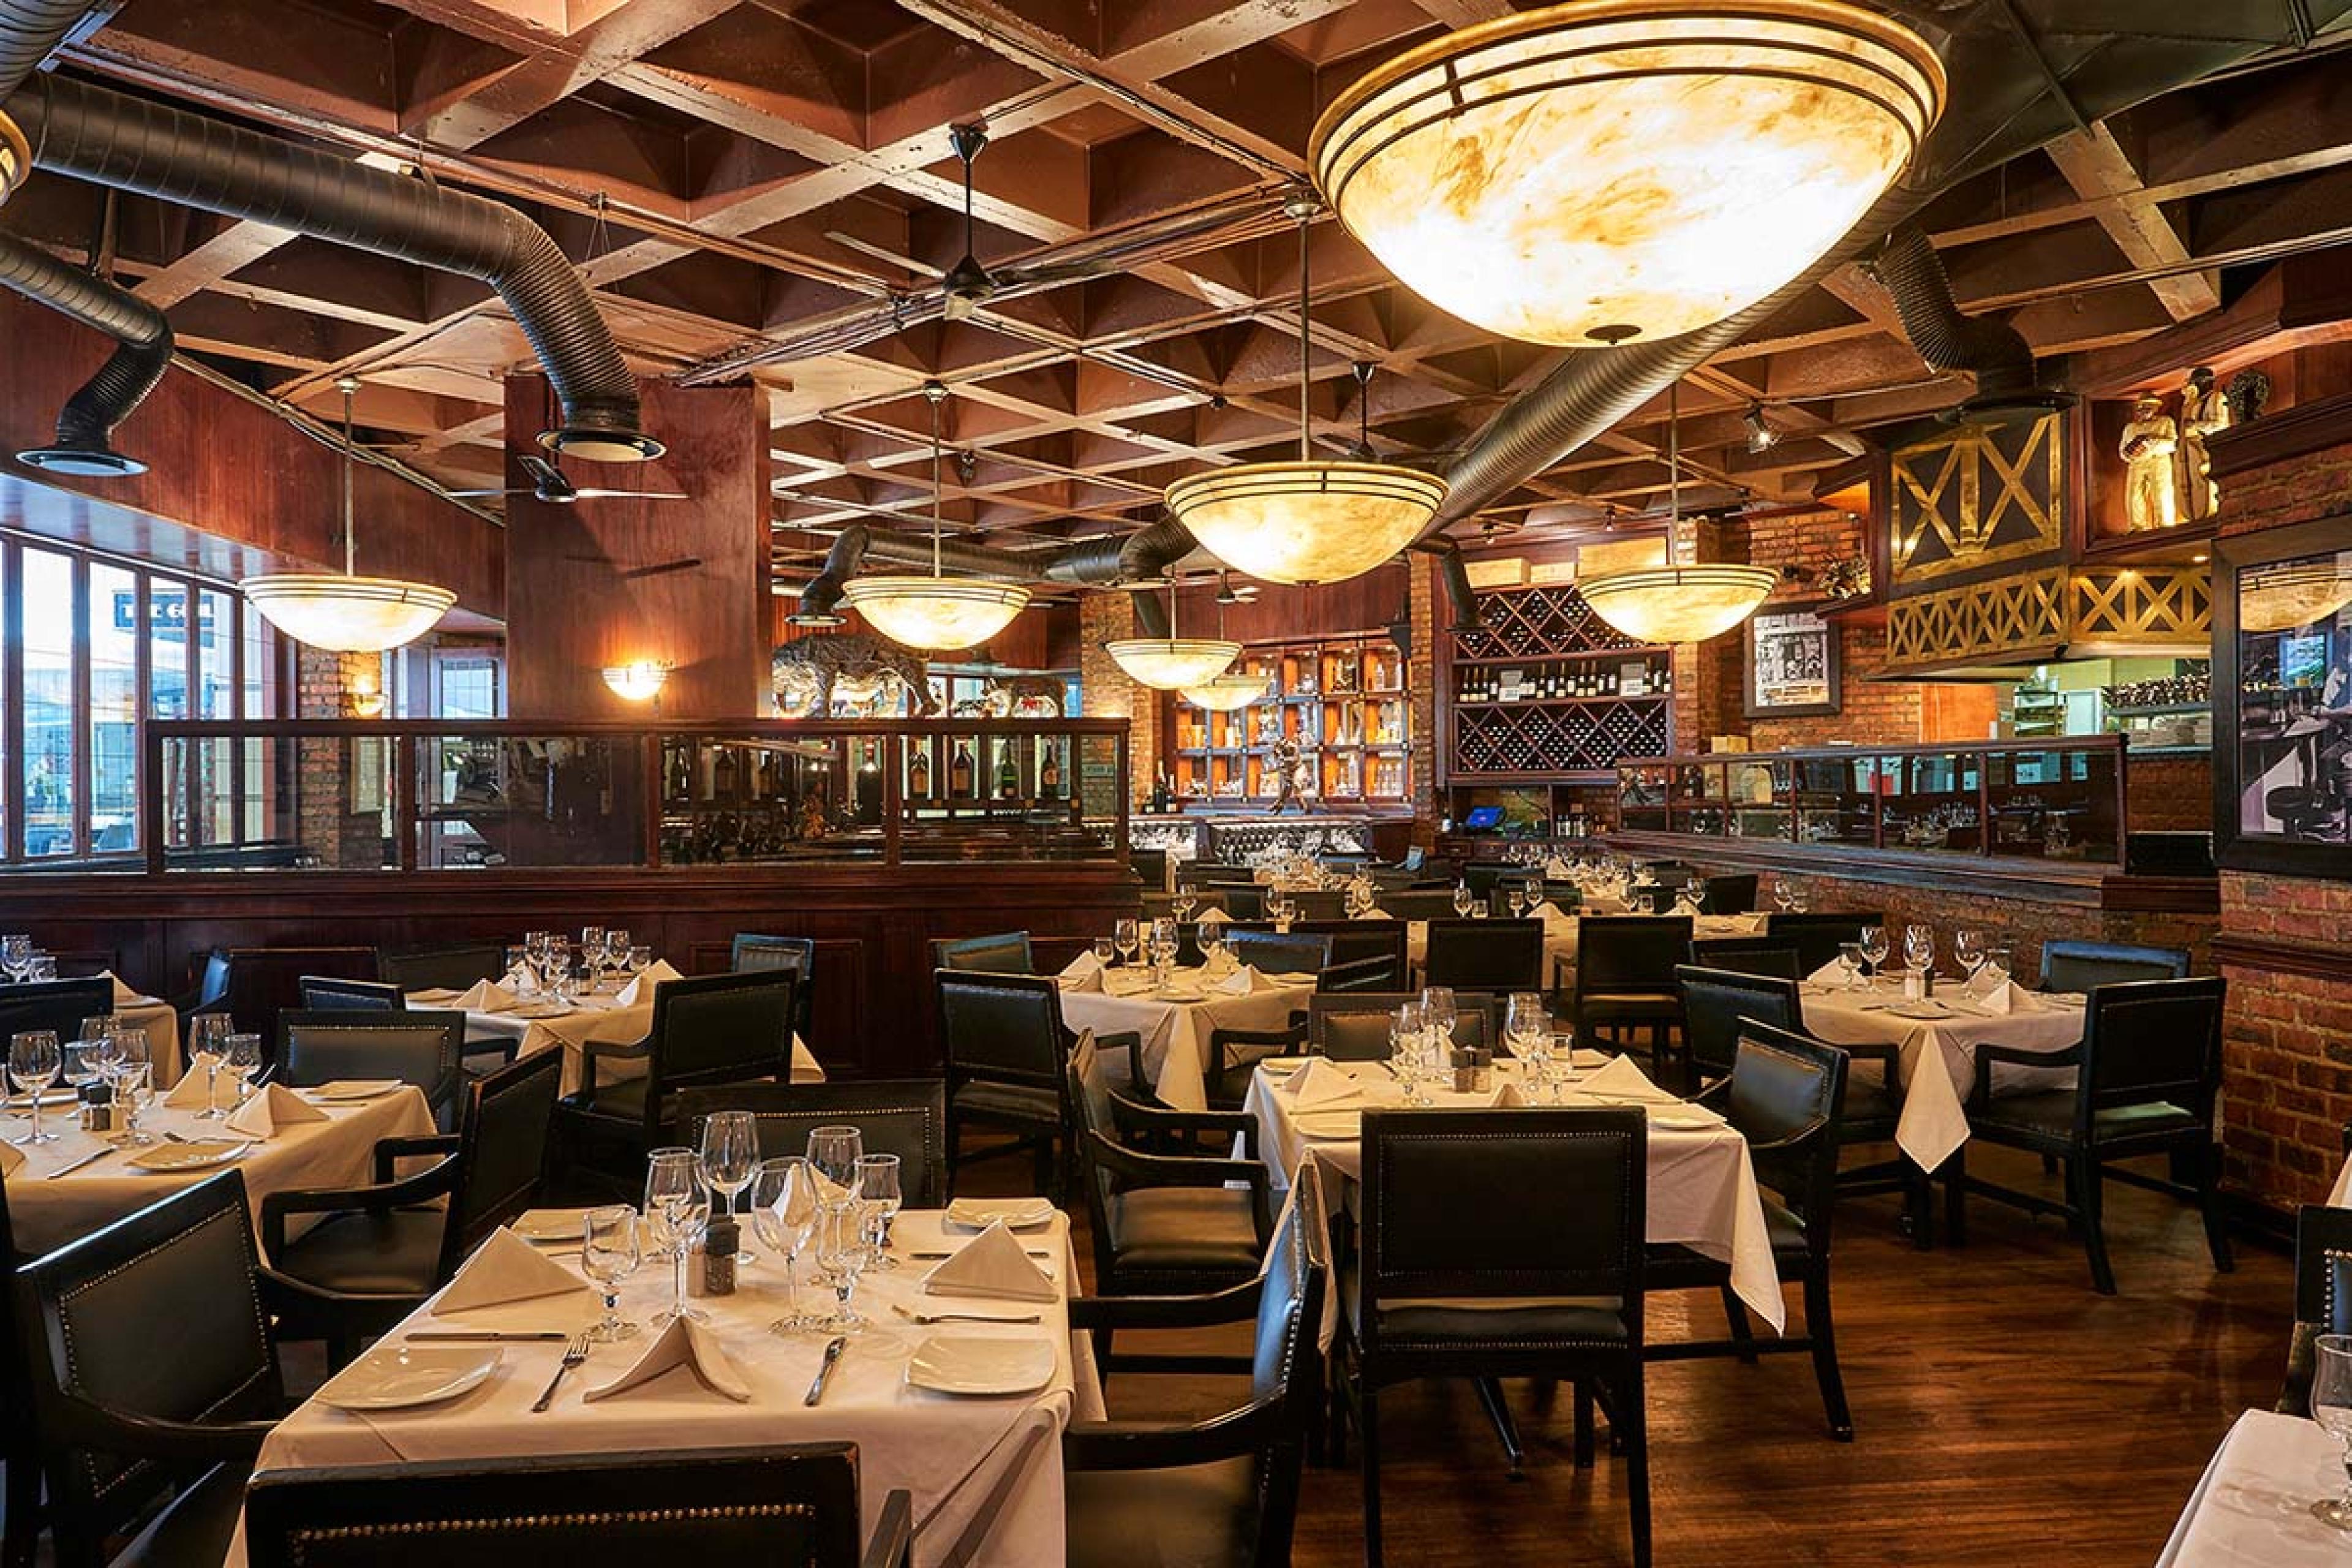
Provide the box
[2,1082,437,1256]
[88,971,185,1087]
[2156,1408,2351,1566]
[236,1206,1100,1568]
[1242,1054,1788,1336]
[1056,962,1318,1112]
[1355,904,1768,991]
[405,982,825,1097]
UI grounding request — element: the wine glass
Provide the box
[1954,929,1988,994]
[1198,916,1227,970]
[626,944,652,976]
[1984,946,2013,993]
[1506,884,1528,918]
[104,1029,152,1145]
[0,935,31,983]
[2314,1335,2352,1528]
[1516,1023,1555,1101]
[1836,941,1866,993]
[1859,925,1891,982]
[1421,986,1458,1048]
[579,927,606,984]
[1091,937,1115,969]
[1773,878,1796,914]
[751,1157,822,1335]
[184,1012,229,1112]
[811,1193,875,1334]
[1684,875,1709,915]
[1452,882,1474,917]
[1788,887,1811,914]
[9,1031,61,1146]
[580,1206,644,1343]
[60,1039,104,1104]
[1114,918,1139,968]
[643,1148,710,1326]
[1505,992,1547,1068]
[698,1110,760,1265]
[77,1014,118,1046]
[1390,1001,1428,1106]
[23,956,53,983]
[806,1125,864,1195]
[1172,891,1197,924]
[1902,924,1936,980]
[222,1033,263,1109]
[854,1152,903,1268]
[604,929,633,982]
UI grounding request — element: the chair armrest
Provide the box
[373,1133,461,1185]
[1085,1130,1270,1197]
[1068,1277,1263,1333]
[1970,1041,2081,1104]
[861,1488,915,1568]
[47,1395,274,1466]
[1744,1114,1829,1157]
[575,1036,649,1101]
[261,1148,461,1256]
[1063,1403,1284,1472]
[1108,1093,1261,1159]
[461,1036,520,1065]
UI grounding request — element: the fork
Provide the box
[892,1305,1044,1325]
[530,1333,589,1413]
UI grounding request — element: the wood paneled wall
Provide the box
[1166,559,1409,644]
[504,375,769,720]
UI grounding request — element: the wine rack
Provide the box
[1441,582,1674,783]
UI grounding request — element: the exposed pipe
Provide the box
[1,74,658,461]
[1044,514,1196,587]
[1416,538,1480,633]
[0,0,90,104]
[1869,222,2057,417]
[0,227,168,474]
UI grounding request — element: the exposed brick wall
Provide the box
[1408,552,1439,850]
[2130,755,2215,832]
[293,648,386,869]
[1078,592,1157,805]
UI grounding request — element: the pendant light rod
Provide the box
[1287,190,1317,462]
[925,379,947,578]
[339,374,359,579]
[1667,380,1681,566]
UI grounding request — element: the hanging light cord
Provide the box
[1667,381,1683,567]
[340,376,358,579]
[1296,197,1313,462]
[928,382,945,578]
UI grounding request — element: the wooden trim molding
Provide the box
[2205,390,2352,479]
[2213,932,2352,982]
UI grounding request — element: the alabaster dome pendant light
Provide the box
[1578,382,1774,644]
[1106,570,1242,691]
[1163,195,1446,586]
[242,378,455,654]
[1310,0,1946,347]
[840,381,1030,652]
[1178,586,1272,710]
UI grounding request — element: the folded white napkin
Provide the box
[1544,858,1572,880]
[923,1219,1057,1303]
[1804,959,1849,989]
[1354,907,1393,921]
[581,1314,751,1403]
[1058,950,1106,989]
[404,986,463,1005]
[162,1057,238,1110]
[0,1142,23,1177]
[1967,979,2017,1015]
[453,978,520,1014]
[225,1082,330,1139]
[96,970,139,1004]
[616,960,684,1008]
[431,1227,596,1316]
[1581,1055,1677,1104]
[1528,900,1578,935]
[1488,1080,1528,1108]
[1283,1057,1362,1109]
[1102,968,1158,997]
[1213,964,1261,997]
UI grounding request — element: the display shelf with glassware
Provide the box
[1440,582,1676,785]
[1165,633,1411,807]
[2104,662,2212,750]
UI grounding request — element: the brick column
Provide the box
[1408,552,1441,848]
[293,647,387,869]
[1079,591,1157,805]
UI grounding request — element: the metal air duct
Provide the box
[1870,222,2060,418]
[0,227,168,473]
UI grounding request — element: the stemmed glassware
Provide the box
[1451,882,1475,918]
[1859,925,1891,983]
[1787,886,1811,914]
[579,927,606,986]
[1902,924,1936,984]
[1504,992,1547,1093]
[812,1193,875,1335]
[1773,878,1796,914]
[1954,929,1988,995]
[807,1124,864,1194]
[2313,1335,2352,1528]
[854,1153,903,1269]
[1506,884,1528,918]
[603,929,633,985]
[8,1031,61,1146]
[1390,1000,1429,1106]
[1091,937,1116,969]
[222,1034,263,1111]
[580,1206,644,1342]
[751,1156,823,1335]
[1172,891,1197,924]
[104,1030,152,1145]
[186,1012,231,1101]
[0,936,32,984]
[698,1110,759,1265]
[60,1039,105,1109]
[1113,918,1139,968]
[1198,916,1228,970]
[1836,941,1867,993]
[643,1148,710,1325]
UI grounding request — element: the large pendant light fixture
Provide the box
[1163,195,1446,586]
[1106,573,1241,692]
[243,378,454,654]
[840,381,1030,651]
[1310,1,1945,347]
[1579,383,1774,644]
[1178,585,1270,710]
[2241,555,2352,634]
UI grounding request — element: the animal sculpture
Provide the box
[771,632,938,718]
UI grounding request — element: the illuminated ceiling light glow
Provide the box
[1180,671,1272,710]
[1108,637,1243,690]
[601,660,672,702]
[1580,380,1772,643]
[1311,1,1945,346]
[2241,556,2352,634]
[0,111,27,204]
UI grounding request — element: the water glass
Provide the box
[1420,986,1458,1047]
[604,929,633,978]
[1984,946,2013,991]
[78,1014,119,1044]
[1114,918,1139,967]
[643,1148,710,1326]
[25,956,55,983]
[580,1207,644,1343]
[1390,1001,1428,1105]
[698,1110,760,1264]
[222,1033,263,1109]
[1954,929,1988,993]
[9,1031,61,1146]
[1859,925,1891,979]
[60,1039,105,1098]
[806,1125,865,1194]
[1091,937,1115,968]
[1788,887,1811,914]
[1198,916,1227,968]
[751,1157,821,1335]
[105,1030,153,1145]
[1773,878,1796,914]
[854,1152,903,1268]
[812,1198,875,1333]
[579,927,606,981]
[1837,941,1866,993]
[1902,924,1936,979]
[2314,1334,2352,1528]
[1451,883,1475,917]
[1505,992,1548,1060]
[626,944,652,975]
[1172,892,1197,923]
[1506,885,1527,918]
[0,935,29,983]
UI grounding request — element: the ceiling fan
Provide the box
[449,453,687,505]
[1215,571,1260,605]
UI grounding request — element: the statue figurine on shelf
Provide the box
[2226,368,2272,426]
[2176,365,2229,521]
[2120,391,2180,531]
[796,790,830,842]
[1268,736,1310,816]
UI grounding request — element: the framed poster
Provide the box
[1744,609,1841,719]
[2214,514,2352,876]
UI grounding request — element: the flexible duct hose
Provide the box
[0,227,168,470]
[1869,222,2042,406]
[0,0,90,104]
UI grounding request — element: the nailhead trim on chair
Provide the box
[284,1502,818,1561]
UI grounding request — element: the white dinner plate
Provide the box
[1649,1110,1719,1131]
[513,1208,597,1245]
[1292,1110,1365,1140]
[126,1140,249,1172]
[315,1345,502,1411]
[300,1079,403,1103]
[507,1001,572,1020]
[904,1335,1056,1396]
[945,1197,1054,1231]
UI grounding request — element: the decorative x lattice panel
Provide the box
[2070,568,2211,646]
[1890,409,2068,590]
[1452,699,1672,778]
[1452,584,1647,660]
[1887,568,2070,668]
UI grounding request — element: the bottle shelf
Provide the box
[1442,581,1675,782]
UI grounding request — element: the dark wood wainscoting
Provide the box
[0,864,1144,1079]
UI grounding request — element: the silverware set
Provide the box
[892,1305,1042,1326]
[530,1333,590,1412]
[804,1336,847,1406]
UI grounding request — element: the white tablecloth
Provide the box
[2158,1409,2350,1566]
[1242,1057,1787,1335]
[1057,967,1317,1112]
[1798,978,2085,1172]
[1364,909,1766,989]
[2,1086,436,1256]
[410,989,824,1098]
[239,1209,1096,1568]
[86,971,184,1087]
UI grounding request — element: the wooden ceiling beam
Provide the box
[2043,123,2222,322]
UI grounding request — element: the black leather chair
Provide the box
[2038,939,2190,992]
[1197,951,1409,1106]
[1649,1022,1855,1439]
[261,1050,563,1367]
[1689,937,1803,981]
[276,1009,467,1131]
[1065,1177,1329,1568]
[1572,916,1692,1075]
[188,945,378,1044]
[1185,883,1265,920]
[731,934,816,1042]
[1279,890,1348,923]
[379,944,505,993]
[2278,1205,2352,1418]
[1425,917,1544,992]
[244,1444,912,1568]
[1223,929,1333,977]
[1306,992,1500,1061]
[0,978,111,1047]
[930,931,1035,975]
[17,1171,285,1568]
[936,970,1123,1199]
[1674,965,1801,1092]
[556,971,799,1191]
[1765,912,1882,978]
[0,1166,40,1568]
[296,976,401,1011]
[1375,889,1462,922]
[1948,976,2230,1294]
[1287,921,1409,987]
[1349,1108,1651,1568]
[1700,873,1760,914]
[674,1080,948,1208]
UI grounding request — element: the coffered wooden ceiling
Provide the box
[10,0,2352,583]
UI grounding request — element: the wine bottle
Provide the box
[997,748,1019,801]
[1039,745,1061,798]
[950,741,974,796]
[908,746,931,800]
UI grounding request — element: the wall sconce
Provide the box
[343,668,386,719]
[602,660,671,704]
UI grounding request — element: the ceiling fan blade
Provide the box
[620,557,703,579]
[825,230,944,279]
[518,453,565,486]
[445,486,532,499]
[568,488,690,501]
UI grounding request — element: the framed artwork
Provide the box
[2214,513,2352,876]
[1745,609,1841,719]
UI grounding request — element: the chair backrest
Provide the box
[0,978,111,1046]
[1131,847,1170,893]
[937,970,1068,1089]
[2079,976,2225,1118]
[1264,921,1406,985]
[1722,1021,1848,1245]
[1574,916,1694,997]
[730,935,816,1039]
[297,975,402,1011]
[444,1050,565,1273]
[244,1444,872,1568]
[1702,873,1760,914]
[1676,965,1802,1082]
[2283,1205,2352,1418]
[1359,1108,1645,1346]
[1461,862,1516,896]
[1308,993,1498,1060]
[1225,929,1333,978]
[1378,889,1461,922]
[1764,913,1882,977]
[673,1081,948,1208]
[930,930,1035,975]
[1189,884,1265,920]
[277,1009,466,1129]
[18,1172,282,1553]
[646,973,799,1110]
[1238,1176,1330,1564]
[2040,939,2190,992]
[1424,918,1545,992]
[1065,1032,1134,1250]
[1283,890,1348,923]
[379,945,506,993]
[1689,937,1802,981]
[209,946,379,1041]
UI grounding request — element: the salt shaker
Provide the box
[701,1216,737,1297]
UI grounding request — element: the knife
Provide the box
[406,1330,570,1343]
[45,1144,121,1180]
[804,1336,847,1406]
